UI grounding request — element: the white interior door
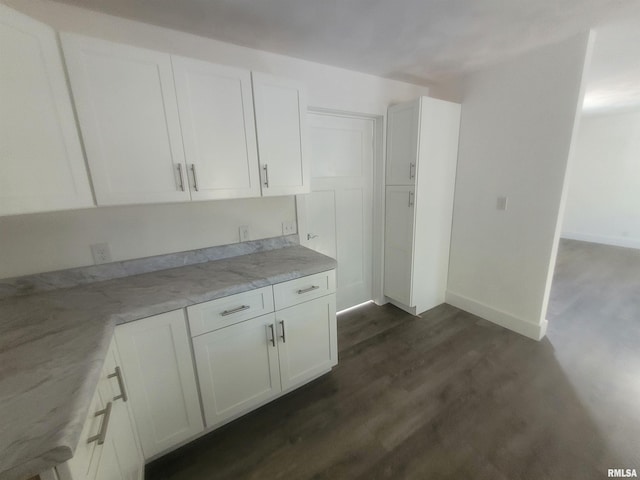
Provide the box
[299,112,374,311]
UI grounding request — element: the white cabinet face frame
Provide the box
[172,57,261,200]
[115,309,203,459]
[0,5,93,216]
[61,33,190,206]
[252,71,309,196]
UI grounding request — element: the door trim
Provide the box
[296,107,385,307]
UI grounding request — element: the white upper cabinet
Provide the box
[61,33,190,206]
[172,57,261,200]
[252,72,309,196]
[0,5,93,216]
[385,100,420,186]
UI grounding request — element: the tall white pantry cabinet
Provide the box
[384,97,461,315]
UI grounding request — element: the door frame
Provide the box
[296,107,386,309]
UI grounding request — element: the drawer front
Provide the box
[187,286,274,336]
[273,270,336,310]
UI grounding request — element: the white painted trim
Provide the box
[385,297,418,316]
[445,290,548,341]
[561,232,640,250]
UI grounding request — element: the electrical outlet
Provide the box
[239,225,250,242]
[496,196,508,211]
[90,243,112,264]
[282,221,296,235]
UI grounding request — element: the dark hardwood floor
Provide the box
[147,239,640,479]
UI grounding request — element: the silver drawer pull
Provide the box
[176,163,185,191]
[190,163,199,191]
[221,305,250,316]
[268,324,276,347]
[88,401,112,445]
[297,285,320,295]
[262,164,269,188]
[108,366,128,402]
[279,320,286,343]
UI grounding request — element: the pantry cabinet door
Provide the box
[385,99,420,186]
[383,186,415,306]
[172,57,261,200]
[0,5,93,216]
[252,72,309,196]
[61,33,190,206]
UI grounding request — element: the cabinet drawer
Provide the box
[273,270,336,310]
[187,286,274,337]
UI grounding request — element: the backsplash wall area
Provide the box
[0,196,295,279]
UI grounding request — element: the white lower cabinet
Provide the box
[57,338,143,480]
[114,309,204,460]
[190,270,337,429]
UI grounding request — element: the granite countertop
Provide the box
[0,244,336,480]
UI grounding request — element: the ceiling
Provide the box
[51,0,640,109]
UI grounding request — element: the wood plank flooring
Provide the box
[147,239,640,479]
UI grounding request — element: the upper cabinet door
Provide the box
[252,72,309,196]
[386,100,420,186]
[172,57,261,200]
[61,33,190,206]
[0,5,93,216]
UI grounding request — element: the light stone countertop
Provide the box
[0,245,336,480]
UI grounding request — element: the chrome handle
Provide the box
[279,320,286,343]
[176,164,185,191]
[409,191,414,207]
[107,366,128,402]
[268,324,276,347]
[221,305,250,316]
[409,162,416,179]
[297,285,319,295]
[190,163,199,191]
[307,233,318,240]
[262,164,269,188]
[87,401,112,445]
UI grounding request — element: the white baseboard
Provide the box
[561,231,640,250]
[445,290,548,341]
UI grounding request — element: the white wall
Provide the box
[562,109,640,249]
[0,0,429,279]
[446,33,593,340]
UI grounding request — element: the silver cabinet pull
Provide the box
[262,164,269,188]
[87,401,112,445]
[190,163,199,191]
[221,305,250,316]
[268,324,276,347]
[176,163,185,191]
[297,285,319,295]
[279,320,286,343]
[409,191,415,207]
[409,162,416,179]
[107,366,128,402]
[307,233,318,240]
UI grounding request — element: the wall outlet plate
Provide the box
[282,221,296,235]
[496,196,508,211]
[90,242,112,264]
[239,225,250,242]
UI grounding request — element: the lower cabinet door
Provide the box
[193,313,281,427]
[276,295,337,392]
[115,309,204,459]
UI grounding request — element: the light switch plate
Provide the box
[496,196,508,211]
